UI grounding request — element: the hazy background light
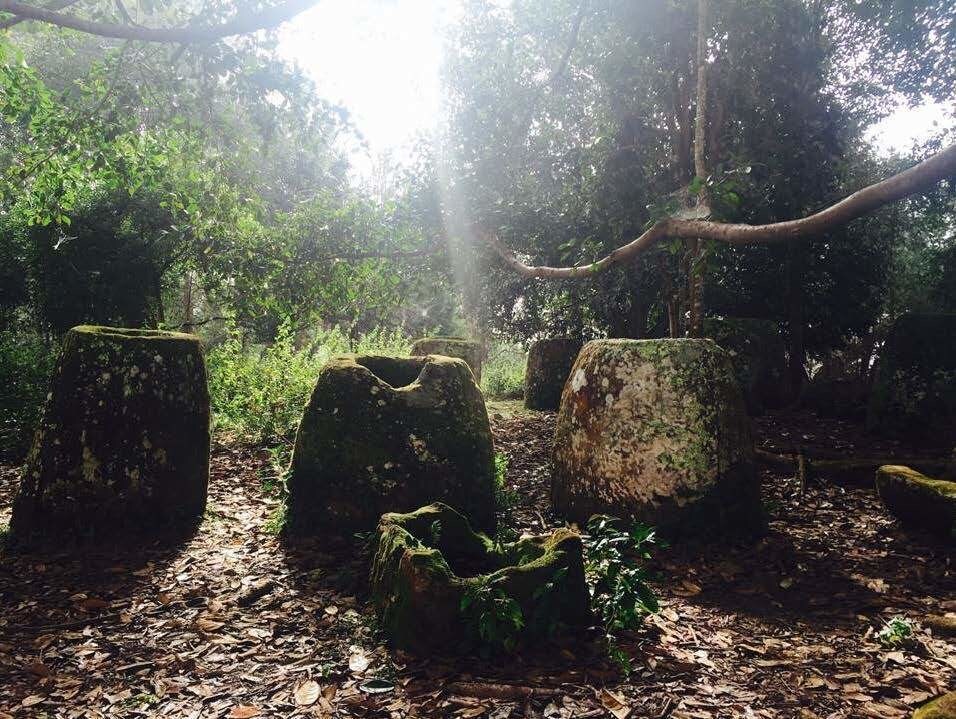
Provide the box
[278,1,953,182]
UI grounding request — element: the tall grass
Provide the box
[206,323,412,443]
[481,341,526,399]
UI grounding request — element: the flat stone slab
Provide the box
[552,339,761,537]
[370,503,590,652]
[410,337,482,380]
[286,354,495,535]
[876,465,956,541]
[10,326,210,544]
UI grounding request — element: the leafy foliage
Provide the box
[0,331,54,460]
[876,616,916,649]
[584,515,661,674]
[460,575,525,654]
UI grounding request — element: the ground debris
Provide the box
[1,406,953,717]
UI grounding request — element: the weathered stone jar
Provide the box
[10,326,210,544]
[702,317,788,414]
[867,313,956,437]
[410,337,482,381]
[285,354,496,535]
[524,337,581,411]
[552,339,761,537]
[370,503,590,651]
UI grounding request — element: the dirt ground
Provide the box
[0,403,953,718]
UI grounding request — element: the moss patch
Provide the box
[410,337,483,381]
[285,354,496,535]
[914,692,956,719]
[552,338,761,538]
[875,465,956,542]
[9,325,210,545]
[370,502,590,652]
[524,338,581,411]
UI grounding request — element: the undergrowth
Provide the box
[481,342,526,399]
[207,322,412,443]
[584,515,661,675]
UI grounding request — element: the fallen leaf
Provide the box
[21,696,45,708]
[348,647,370,674]
[228,706,261,718]
[294,680,320,706]
[598,688,631,719]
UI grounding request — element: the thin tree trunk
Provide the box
[786,239,806,400]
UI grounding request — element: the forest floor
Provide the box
[0,403,953,719]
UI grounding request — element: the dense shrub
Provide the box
[0,331,55,461]
[481,342,526,399]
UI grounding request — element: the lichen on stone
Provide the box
[552,338,762,538]
[9,325,210,546]
[285,354,496,536]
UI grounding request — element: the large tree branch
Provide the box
[0,0,319,42]
[0,0,76,29]
[488,143,956,279]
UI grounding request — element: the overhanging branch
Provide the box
[488,143,956,279]
[0,0,320,42]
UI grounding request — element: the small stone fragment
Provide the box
[914,691,956,719]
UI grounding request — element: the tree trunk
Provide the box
[786,239,807,399]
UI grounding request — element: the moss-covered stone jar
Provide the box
[10,326,210,544]
[285,354,496,535]
[876,465,955,542]
[524,338,581,411]
[410,337,482,381]
[370,503,590,652]
[701,317,788,414]
[552,339,761,537]
[867,313,956,437]
[914,691,956,719]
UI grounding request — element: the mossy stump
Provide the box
[524,338,582,411]
[875,465,956,541]
[10,326,210,545]
[867,313,956,437]
[552,339,761,537]
[914,692,956,719]
[410,337,482,381]
[370,503,590,652]
[286,354,495,535]
[702,317,788,414]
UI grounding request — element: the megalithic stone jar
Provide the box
[10,326,210,545]
[410,337,483,381]
[524,337,582,411]
[552,339,762,537]
[285,354,496,535]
